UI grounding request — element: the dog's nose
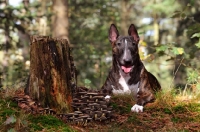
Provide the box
[123,59,132,65]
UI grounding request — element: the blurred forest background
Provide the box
[0,0,200,91]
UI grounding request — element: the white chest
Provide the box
[112,71,139,95]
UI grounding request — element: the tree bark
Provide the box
[120,0,130,35]
[52,0,69,41]
[25,35,76,113]
[153,14,159,45]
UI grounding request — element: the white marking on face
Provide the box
[122,39,128,60]
[131,104,143,113]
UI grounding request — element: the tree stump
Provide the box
[25,35,76,113]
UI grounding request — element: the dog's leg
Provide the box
[102,76,114,101]
[131,90,155,112]
[131,70,156,113]
[131,87,144,112]
[104,85,116,101]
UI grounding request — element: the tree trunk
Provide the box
[120,0,130,35]
[52,0,69,41]
[153,15,159,45]
[25,35,76,113]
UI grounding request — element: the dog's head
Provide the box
[109,24,140,74]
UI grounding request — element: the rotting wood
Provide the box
[25,35,77,113]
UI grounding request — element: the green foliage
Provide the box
[195,40,200,48]
[187,70,199,83]
[1,0,200,90]
[156,44,184,57]
[69,0,119,88]
[172,47,184,55]
[191,33,200,48]
[191,33,200,38]
[0,1,52,88]
[144,0,180,16]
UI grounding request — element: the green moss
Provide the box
[127,114,142,125]
[187,103,200,112]
[29,115,63,127]
[111,103,132,114]
[173,105,186,113]
[29,123,43,131]
[163,108,172,114]
[1,109,16,117]
[8,101,18,108]
[28,115,74,131]
[0,100,18,121]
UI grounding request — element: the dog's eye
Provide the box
[117,43,121,46]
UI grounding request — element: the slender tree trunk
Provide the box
[52,0,69,41]
[25,36,76,113]
[120,0,130,35]
[153,14,159,45]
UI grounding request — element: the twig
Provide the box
[169,57,184,89]
[183,83,188,96]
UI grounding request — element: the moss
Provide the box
[110,102,132,114]
[0,99,18,121]
[8,101,18,108]
[187,103,200,112]
[28,115,74,131]
[110,94,134,114]
[163,108,172,114]
[127,114,142,125]
[173,105,187,113]
[171,117,180,123]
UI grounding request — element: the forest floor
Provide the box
[0,88,200,132]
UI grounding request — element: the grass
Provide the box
[0,87,200,131]
[0,90,74,132]
[28,115,74,132]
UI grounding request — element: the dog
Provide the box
[101,24,161,113]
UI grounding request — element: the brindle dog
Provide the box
[101,24,161,112]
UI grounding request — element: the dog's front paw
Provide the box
[105,95,111,99]
[131,104,143,113]
[105,95,111,101]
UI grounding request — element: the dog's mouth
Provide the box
[121,65,133,74]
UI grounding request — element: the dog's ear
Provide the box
[128,24,140,43]
[109,24,119,43]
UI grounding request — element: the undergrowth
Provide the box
[107,88,200,131]
[0,90,74,132]
[0,87,200,131]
